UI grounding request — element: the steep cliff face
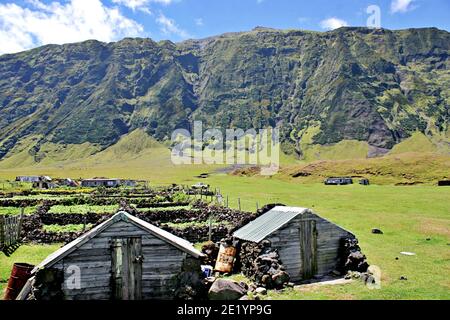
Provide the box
[0,27,449,162]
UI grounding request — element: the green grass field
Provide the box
[0,244,62,297]
[205,176,450,300]
[0,140,449,300]
[1,176,449,300]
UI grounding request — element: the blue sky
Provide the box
[135,0,450,39]
[0,0,449,54]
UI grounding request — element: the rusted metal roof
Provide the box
[233,206,310,243]
[33,211,204,273]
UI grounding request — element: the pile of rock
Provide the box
[174,257,207,300]
[237,240,290,289]
[38,211,109,225]
[136,209,206,224]
[27,268,64,300]
[193,202,257,230]
[256,203,286,215]
[164,225,230,243]
[338,237,370,273]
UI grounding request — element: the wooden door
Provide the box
[112,237,143,300]
[300,220,317,279]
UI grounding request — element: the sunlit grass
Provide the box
[43,224,93,233]
[47,204,119,214]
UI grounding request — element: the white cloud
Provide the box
[391,0,416,13]
[156,13,190,39]
[112,0,151,14]
[195,18,204,26]
[112,0,174,9]
[111,0,175,14]
[320,17,349,30]
[0,0,144,55]
[151,0,175,4]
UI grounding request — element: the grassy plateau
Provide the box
[0,141,449,300]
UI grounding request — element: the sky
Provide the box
[0,0,449,55]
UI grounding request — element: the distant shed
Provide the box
[81,178,137,188]
[18,212,204,300]
[324,177,353,185]
[81,178,122,188]
[233,206,354,282]
[16,176,42,183]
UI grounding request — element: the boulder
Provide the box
[208,279,247,300]
[255,287,267,295]
[272,271,290,288]
[372,228,383,234]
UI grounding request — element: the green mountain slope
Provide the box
[0,27,449,165]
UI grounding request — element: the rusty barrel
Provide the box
[214,244,236,273]
[4,263,34,300]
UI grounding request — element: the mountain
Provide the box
[0,27,449,166]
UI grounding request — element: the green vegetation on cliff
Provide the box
[0,27,448,165]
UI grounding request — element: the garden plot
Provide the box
[1,185,250,246]
[43,224,94,234]
[48,205,119,215]
[136,205,194,212]
[17,200,254,244]
[0,207,36,215]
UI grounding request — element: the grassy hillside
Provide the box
[0,129,226,184]
[0,128,448,185]
[0,27,449,162]
[201,177,450,299]
[389,131,445,155]
[283,152,450,185]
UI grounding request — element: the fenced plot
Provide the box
[0,213,24,256]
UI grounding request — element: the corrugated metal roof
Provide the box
[233,206,310,243]
[33,211,203,273]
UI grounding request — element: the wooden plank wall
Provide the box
[299,219,317,279]
[266,217,303,282]
[0,215,20,247]
[52,220,189,300]
[314,215,352,276]
[266,213,352,282]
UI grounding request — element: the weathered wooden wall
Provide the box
[314,215,353,277]
[266,217,303,282]
[266,212,352,282]
[52,220,189,300]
